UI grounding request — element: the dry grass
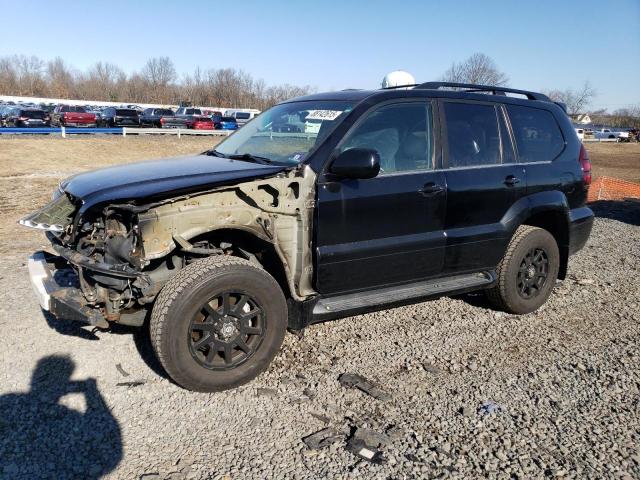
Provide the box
[0,136,221,255]
[585,142,640,183]
[0,136,638,255]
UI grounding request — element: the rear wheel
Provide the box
[150,256,287,392]
[486,226,559,314]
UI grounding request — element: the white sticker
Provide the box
[305,110,343,121]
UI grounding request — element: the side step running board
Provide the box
[312,271,495,322]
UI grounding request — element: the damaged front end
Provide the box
[21,165,317,329]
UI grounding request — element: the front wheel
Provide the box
[486,226,559,314]
[150,256,287,392]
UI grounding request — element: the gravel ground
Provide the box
[0,136,638,479]
[0,201,638,479]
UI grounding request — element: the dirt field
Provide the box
[585,142,640,183]
[0,136,639,479]
[0,135,636,256]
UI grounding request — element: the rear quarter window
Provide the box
[506,105,565,163]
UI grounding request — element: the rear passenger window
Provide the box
[506,105,565,162]
[340,102,433,174]
[444,103,501,168]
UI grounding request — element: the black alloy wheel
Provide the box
[516,247,549,299]
[188,290,265,370]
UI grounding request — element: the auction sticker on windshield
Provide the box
[305,110,343,121]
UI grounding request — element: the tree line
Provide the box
[1,52,637,125]
[0,55,312,110]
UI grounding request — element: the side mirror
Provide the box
[329,148,380,179]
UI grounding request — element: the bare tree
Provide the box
[142,57,177,104]
[441,53,508,86]
[543,82,596,115]
[0,54,311,109]
[46,57,75,98]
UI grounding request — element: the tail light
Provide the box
[579,144,592,186]
[19,116,29,121]
[160,117,165,125]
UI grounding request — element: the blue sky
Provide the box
[2,0,639,110]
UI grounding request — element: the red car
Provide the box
[192,116,214,130]
[51,105,97,127]
[160,115,214,130]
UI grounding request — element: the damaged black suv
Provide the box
[21,82,594,391]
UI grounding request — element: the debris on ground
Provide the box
[478,400,503,415]
[115,380,145,388]
[309,412,330,424]
[346,427,389,464]
[338,373,391,401]
[302,428,343,450]
[255,387,277,398]
[115,363,130,377]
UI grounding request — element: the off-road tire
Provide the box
[150,255,287,392]
[486,225,559,314]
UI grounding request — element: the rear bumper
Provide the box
[568,206,594,255]
[27,251,109,328]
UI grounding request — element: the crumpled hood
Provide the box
[61,154,288,213]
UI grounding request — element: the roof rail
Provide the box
[414,82,550,102]
[381,84,420,90]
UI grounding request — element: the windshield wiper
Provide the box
[203,149,227,158]
[227,153,273,165]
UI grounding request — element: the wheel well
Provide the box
[523,211,569,279]
[189,229,292,299]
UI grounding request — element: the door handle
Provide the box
[504,175,521,186]
[418,182,445,196]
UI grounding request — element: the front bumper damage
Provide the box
[28,251,109,328]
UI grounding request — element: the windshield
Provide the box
[214,101,354,165]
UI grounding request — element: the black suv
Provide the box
[99,107,141,127]
[20,82,593,391]
[140,108,175,127]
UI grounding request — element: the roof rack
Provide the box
[414,82,550,102]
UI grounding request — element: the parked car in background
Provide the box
[140,108,175,127]
[51,105,97,127]
[0,105,14,126]
[594,128,630,142]
[4,108,50,127]
[99,107,141,127]
[574,127,585,141]
[161,114,215,129]
[192,116,214,130]
[214,115,239,130]
[160,108,205,128]
[225,109,260,126]
[175,107,204,116]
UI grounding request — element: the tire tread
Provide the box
[150,255,276,388]
[486,225,543,312]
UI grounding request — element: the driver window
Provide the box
[339,102,433,174]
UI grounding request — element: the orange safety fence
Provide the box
[587,176,640,202]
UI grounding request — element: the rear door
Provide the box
[440,100,525,273]
[315,100,447,294]
[503,104,569,198]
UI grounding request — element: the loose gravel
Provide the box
[0,201,639,479]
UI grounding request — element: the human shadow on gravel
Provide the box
[0,355,122,479]
[590,199,640,226]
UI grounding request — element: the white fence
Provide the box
[122,127,232,138]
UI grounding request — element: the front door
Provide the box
[315,100,447,295]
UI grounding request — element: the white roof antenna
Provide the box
[381,70,416,89]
